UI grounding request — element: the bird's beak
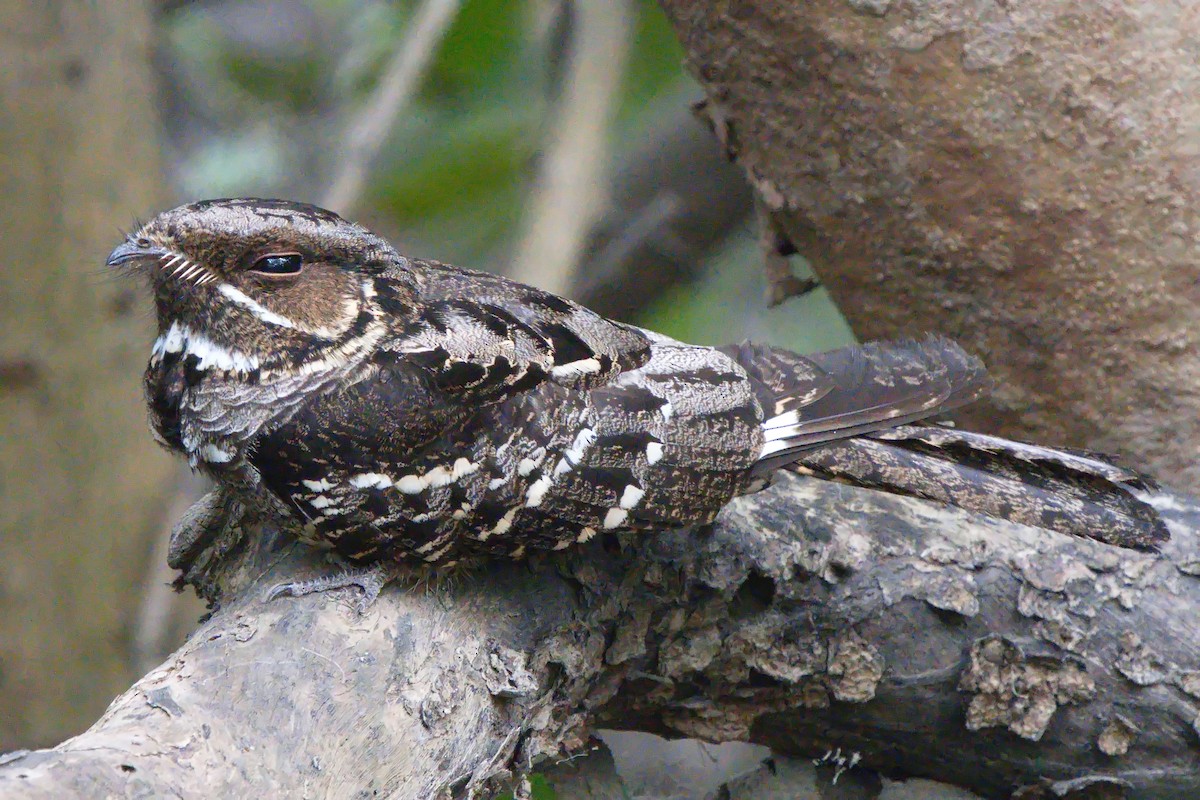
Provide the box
[107,239,170,269]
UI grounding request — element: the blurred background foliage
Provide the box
[157,0,851,351]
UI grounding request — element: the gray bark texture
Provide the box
[1,473,1198,799]
[657,0,1200,491]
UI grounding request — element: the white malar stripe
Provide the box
[183,330,260,373]
[218,283,296,329]
[302,478,336,492]
[349,472,393,490]
[525,475,553,507]
[200,443,234,463]
[551,358,602,378]
[645,441,664,465]
[603,507,628,529]
[273,318,387,378]
[619,484,645,510]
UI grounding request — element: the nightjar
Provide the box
[108,199,1167,597]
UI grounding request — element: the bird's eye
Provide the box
[250,253,303,276]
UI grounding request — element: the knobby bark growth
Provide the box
[659,0,1200,491]
[1,474,1197,799]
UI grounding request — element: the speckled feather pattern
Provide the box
[116,199,1168,566]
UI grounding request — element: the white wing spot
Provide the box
[619,484,645,510]
[424,465,454,489]
[576,526,598,543]
[562,427,596,465]
[603,507,628,529]
[551,358,602,378]
[394,474,425,494]
[525,475,553,507]
[481,506,520,538]
[349,472,393,490]
[646,441,664,465]
[302,478,336,492]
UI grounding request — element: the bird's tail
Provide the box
[721,337,1168,550]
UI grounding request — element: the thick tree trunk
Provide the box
[658,0,1200,491]
[1,474,1196,799]
[0,0,176,748]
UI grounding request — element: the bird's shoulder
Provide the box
[372,258,653,400]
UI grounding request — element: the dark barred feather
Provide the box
[793,425,1167,550]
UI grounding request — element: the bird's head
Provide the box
[108,198,406,366]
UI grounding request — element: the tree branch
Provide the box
[2,473,1197,798]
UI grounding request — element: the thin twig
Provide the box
[323,0,463,214]
[508,1,634,295]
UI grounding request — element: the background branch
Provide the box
[509,0,633,295]
[572,95,756,322]
[323,0,463,215]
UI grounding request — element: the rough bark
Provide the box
[2,473,1197,799]
[657,0,1200,491]
[0,0,176,748]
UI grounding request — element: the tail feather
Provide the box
[794,425,1168,550]
[722,336,990,471]
[722,336,1167,551]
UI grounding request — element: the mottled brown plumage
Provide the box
[108,199,1167,598]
